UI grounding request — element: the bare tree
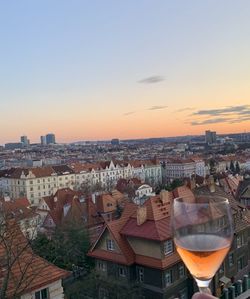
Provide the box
[0,206,54,299]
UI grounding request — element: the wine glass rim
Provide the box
[173,195,230,205]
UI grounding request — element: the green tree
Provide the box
[235,161,240,174]
[230,160,235,173]
[32,222,93,271]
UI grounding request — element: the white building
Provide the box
[164,158,205,181]
[0,165,75,205]
[0,160,162,206]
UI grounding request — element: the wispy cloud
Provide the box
[176,107,195,113]
[191,118,231,126]
[192,105,250,116]
[148,105,167,111]
[138,76,165,84]
[123,111,136,116]
[122,105,168,116]
[189,104,250,126]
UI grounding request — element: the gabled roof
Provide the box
[120,217,171,241]
[88,202,136,265]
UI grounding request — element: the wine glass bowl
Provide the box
[171,196,233,294]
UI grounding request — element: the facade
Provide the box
[40,135,46,145]
[0,160,162,206]
[46,133,56,144]
[20,135,30,146]
[164,158,205,182]
[0,165,75,205]
[205,130,217,144]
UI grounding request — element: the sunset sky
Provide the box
[0,1,250,144]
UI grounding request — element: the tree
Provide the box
[230,160,235,173]
[0,210,52,299]
[235,161,240,174]
[32,221,93,271]
[209,159,216,175]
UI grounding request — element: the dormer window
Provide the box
[107,239,115,251]
[164,239,173,255]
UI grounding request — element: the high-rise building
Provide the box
[205,130,216,144]
[46,133,56,144]
[20,135,30,146]
[111,138,120,146]
[40,136,46,145]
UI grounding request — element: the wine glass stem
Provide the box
[195,278,212,294]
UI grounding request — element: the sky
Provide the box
[0,0,250,144]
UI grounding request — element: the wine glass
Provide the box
[171,195,233,294]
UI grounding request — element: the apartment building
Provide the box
[0,165,75,205]
[164,158,205,182]
[0,160,162,206]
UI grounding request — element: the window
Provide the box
[219,263,224,274]
[237,257,244,271]
[35,288,49,299]
[119,267,126,277]
[179,288,188,299]
[164,239,173,255]
[30,187,33,191]
[165,270,173,286]
[228,252,234,267]
[30,180,33,184]
[178,264,185,278]
[138,267,144,282]
[236,234,244,248]
[37,179,40,183]
[107,239,115,251]
[97,261,106,272]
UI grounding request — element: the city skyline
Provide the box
[1,1,250,144]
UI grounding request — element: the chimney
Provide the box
[208,175,216,193]
[160,190,170,205]
[137,206,147,225]
[92,193,96,204]
[4,195,10,202]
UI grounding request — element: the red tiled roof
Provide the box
[120,218,171,241]
[0,222,69,298]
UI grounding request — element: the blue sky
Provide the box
[0,1,250,144]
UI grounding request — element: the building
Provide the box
[88,190,193,299]
[111,138,120,146]
[0,165,75,205]
[20,135,30,146]
[235,178,250,208]
[0,196,40,239]
[0,222,69,299]
[37,188,104,242]
[0,160,162,206]
[88,183,250,299]
[164,158,205,182]
[205,130,217,144]
[40,135,46,145]
[5,142,23,150]
[46,133,56,144]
